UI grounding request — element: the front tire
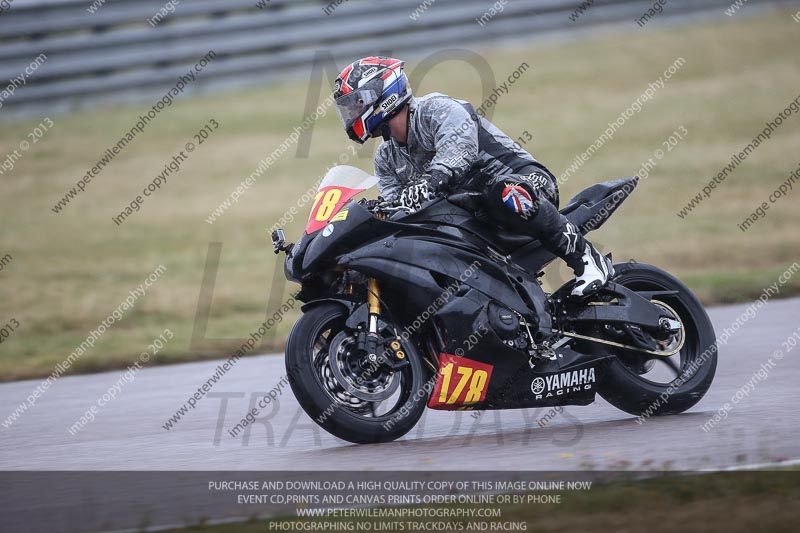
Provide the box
[285,303,429,444]
[598,263,717,418]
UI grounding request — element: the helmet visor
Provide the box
[334,79,383,129]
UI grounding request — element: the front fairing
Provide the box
[284,232,307,284]
[284,165,380,282]
[301,199,389,274]
[287,197,482,282]
[284,199,390,282]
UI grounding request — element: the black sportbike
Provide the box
[272,166,717,444]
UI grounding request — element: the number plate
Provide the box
[305,185,360,234]
[428,354,493,409]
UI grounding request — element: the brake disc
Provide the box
[327,330,400,402]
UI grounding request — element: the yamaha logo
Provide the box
[532,368,596,399]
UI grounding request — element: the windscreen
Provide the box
[305,165,379,234]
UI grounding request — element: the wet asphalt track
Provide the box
[2,297,799,473]
[1,297,799,532]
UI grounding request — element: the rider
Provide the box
[333,56,613,297]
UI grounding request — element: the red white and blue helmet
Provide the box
[333,56,412,144]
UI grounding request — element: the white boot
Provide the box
[570,243,614,297]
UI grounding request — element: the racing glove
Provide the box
[363,196,384,211]
[398,181,430,211]
[427,171,451,197]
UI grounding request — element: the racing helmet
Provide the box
[333,56,412,144]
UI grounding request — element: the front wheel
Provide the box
[285,302,429,444]
[598,263,717,418]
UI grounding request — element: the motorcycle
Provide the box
[272,165,717,444]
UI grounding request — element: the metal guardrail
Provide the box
[0,0,778,114]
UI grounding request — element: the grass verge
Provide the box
[1,9,799,380]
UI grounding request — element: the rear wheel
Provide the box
[286,303,429,444]
[597,263,717,417]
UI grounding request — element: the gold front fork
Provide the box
[366,278,406,360]
[367,278,381,315]
[366,278,381,357]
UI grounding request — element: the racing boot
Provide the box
[567,242,614,297]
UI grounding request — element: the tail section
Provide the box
[561,176,639,234]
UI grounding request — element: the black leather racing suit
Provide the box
[374,92,586,266]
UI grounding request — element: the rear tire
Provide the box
[597,263,717,418]
[286,303,429,444]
